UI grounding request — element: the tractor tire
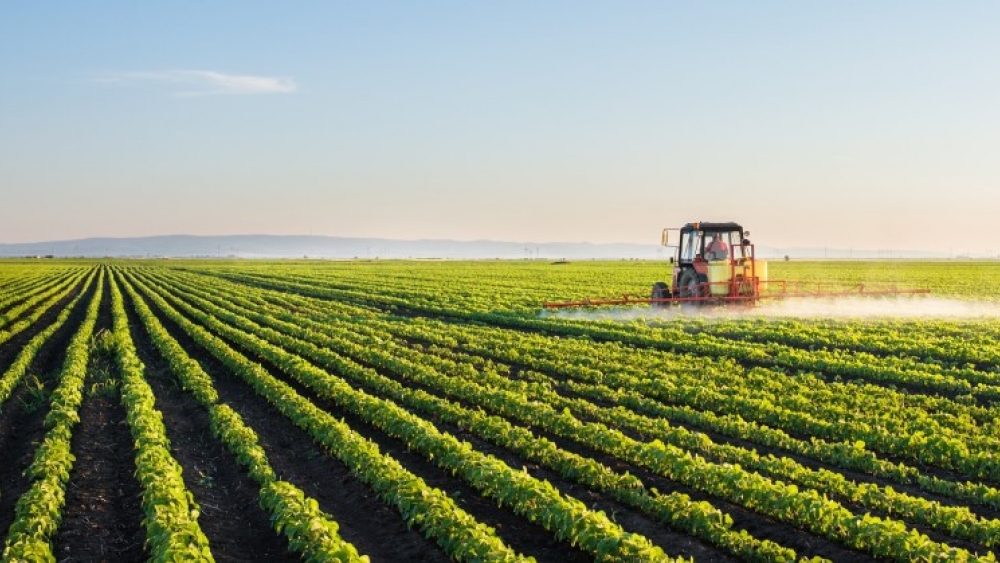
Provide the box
[650,281,669,308]
[678,269,705,300]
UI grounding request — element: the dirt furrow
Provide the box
[0,277,94,539]
[138,289,455,563]
[122,288,298,562]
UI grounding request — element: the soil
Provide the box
[120,286,297,562]
[131,280,455,562]
[382,306,1000,491]
[54,272,146,562]
[4,267,992,561]
[140,271,864,560]
[54,393,146,562]
[346,337,872,562]
[193,273,996,559]
[220,341,597,563]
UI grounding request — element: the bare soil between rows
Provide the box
[52,271,144,562]
[126,275,457,562]
[127,270,994,560]
[0,275,93,541]
[154,270,872,560]
[120,281,298,562]
[144,269,1000,560]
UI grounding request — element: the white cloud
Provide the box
[98,69,296,96]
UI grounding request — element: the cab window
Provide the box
[682,231,703,261]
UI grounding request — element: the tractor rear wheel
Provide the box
[650,281,669,308]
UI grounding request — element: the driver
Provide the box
[707,234,729,261]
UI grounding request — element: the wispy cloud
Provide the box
[98,69,296,96]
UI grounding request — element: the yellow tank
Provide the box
[751,260,768,283]
[707,262,731,296]
[736,259,767,295]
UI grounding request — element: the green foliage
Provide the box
[107,272,214,562]
[18,375,48,414]
[5,258,1000,562]
[0,268,94,410]
[116,258,1000,561]
[3,268,103,561]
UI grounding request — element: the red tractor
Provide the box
[651,221,762,305]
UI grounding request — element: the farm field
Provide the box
[1,259,1000,562]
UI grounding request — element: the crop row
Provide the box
[114,270,369,562]
[121,271,535,562]
[127,269,682,562]
[2,269,104,561]
[0,270,88,347]
[0,266,85,311]
[107,272,215,560]
[187,267,1000,502]
[0,270,97,410]
[470,315,1000,481]
[676,317,1000,371]
[139,267,986,561]
[145,269,796,561]
[403,314,1000,497]
[193,266,1000,406]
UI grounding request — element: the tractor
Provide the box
[651,221,762,305]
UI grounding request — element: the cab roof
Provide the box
[680,222,743,233]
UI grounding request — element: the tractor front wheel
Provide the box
[650,281,669,308]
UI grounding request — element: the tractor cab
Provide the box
[675,222,748,265]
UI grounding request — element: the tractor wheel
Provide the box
[678,269,704,300]
[650,281,669,308]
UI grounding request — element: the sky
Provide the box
[1,2,998,254]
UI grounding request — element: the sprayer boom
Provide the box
[542,220,931,310]
[543,282,931,309]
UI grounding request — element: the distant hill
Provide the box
[0,235,667,259]
[0,234,958,260]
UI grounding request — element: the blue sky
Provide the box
[1,2,998,254]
